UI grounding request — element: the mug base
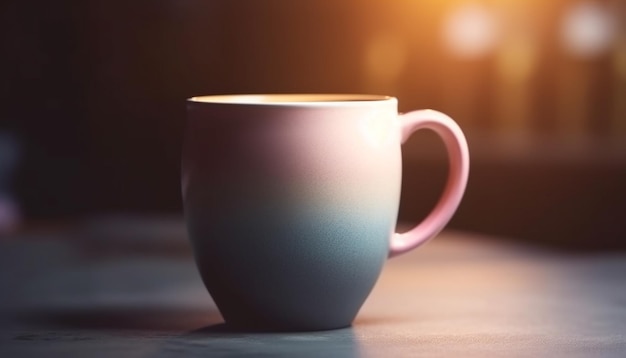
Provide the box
[222,318,353,332]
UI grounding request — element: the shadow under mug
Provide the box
[182,94,469,331]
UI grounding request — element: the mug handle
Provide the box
[389,110,470,258]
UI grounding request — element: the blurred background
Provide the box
[1,0,625,249]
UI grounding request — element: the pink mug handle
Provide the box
[389,110,470,258]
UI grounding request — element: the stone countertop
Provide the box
[1,226,625,357]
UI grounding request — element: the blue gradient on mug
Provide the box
[185,184,399,329]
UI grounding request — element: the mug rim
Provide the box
[188,94,396,106]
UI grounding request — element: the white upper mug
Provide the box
[182,94,469,331]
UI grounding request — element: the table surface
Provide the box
[1,220,626,357]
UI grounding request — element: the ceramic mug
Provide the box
[182,94,469,331]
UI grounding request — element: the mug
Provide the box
[182,94,469,331]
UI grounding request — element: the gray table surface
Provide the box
[1,222,625,357]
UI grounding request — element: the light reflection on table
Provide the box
[1,224,625,357]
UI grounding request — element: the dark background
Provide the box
[1,0,625,248]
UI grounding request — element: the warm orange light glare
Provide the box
[561,1,617,58]
[442,3,499,59]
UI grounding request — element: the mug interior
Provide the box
[188,94,394,105]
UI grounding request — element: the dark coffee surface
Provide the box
[1,218,625,357]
